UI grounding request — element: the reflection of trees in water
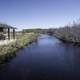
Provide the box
[62,44,80,73]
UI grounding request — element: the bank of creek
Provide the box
[0,34,80,80]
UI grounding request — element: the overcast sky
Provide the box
[0,0,80,30]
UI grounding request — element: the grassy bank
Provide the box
[0,33,37,64]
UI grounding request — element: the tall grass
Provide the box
[0,33,37,64]
[53,23,80,45]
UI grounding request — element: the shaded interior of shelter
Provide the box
[0,24,16,40]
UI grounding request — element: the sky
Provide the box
[0,0,80,30]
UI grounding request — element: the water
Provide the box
[0,34,80,80]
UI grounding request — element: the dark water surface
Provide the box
[0,34,80,80]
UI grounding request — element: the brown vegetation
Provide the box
[0,33,37,65]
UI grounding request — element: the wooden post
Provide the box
[13,29,15,39]
[0,28,3,32]
[8,28,10,40]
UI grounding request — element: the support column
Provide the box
[13,29,15,39]
[8,28,10,40]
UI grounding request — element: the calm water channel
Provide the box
[0,34,80,80]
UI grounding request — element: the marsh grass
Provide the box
[0,33,37,64]
[52,23,80,46]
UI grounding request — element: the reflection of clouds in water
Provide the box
[37,35,61,46]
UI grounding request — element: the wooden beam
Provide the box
[13,29,15,39]
[8,28,10,40]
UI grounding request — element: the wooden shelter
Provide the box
[0,24,16,40]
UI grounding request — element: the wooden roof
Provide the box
[0,23,16,29]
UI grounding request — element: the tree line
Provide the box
[22,22,80,45]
